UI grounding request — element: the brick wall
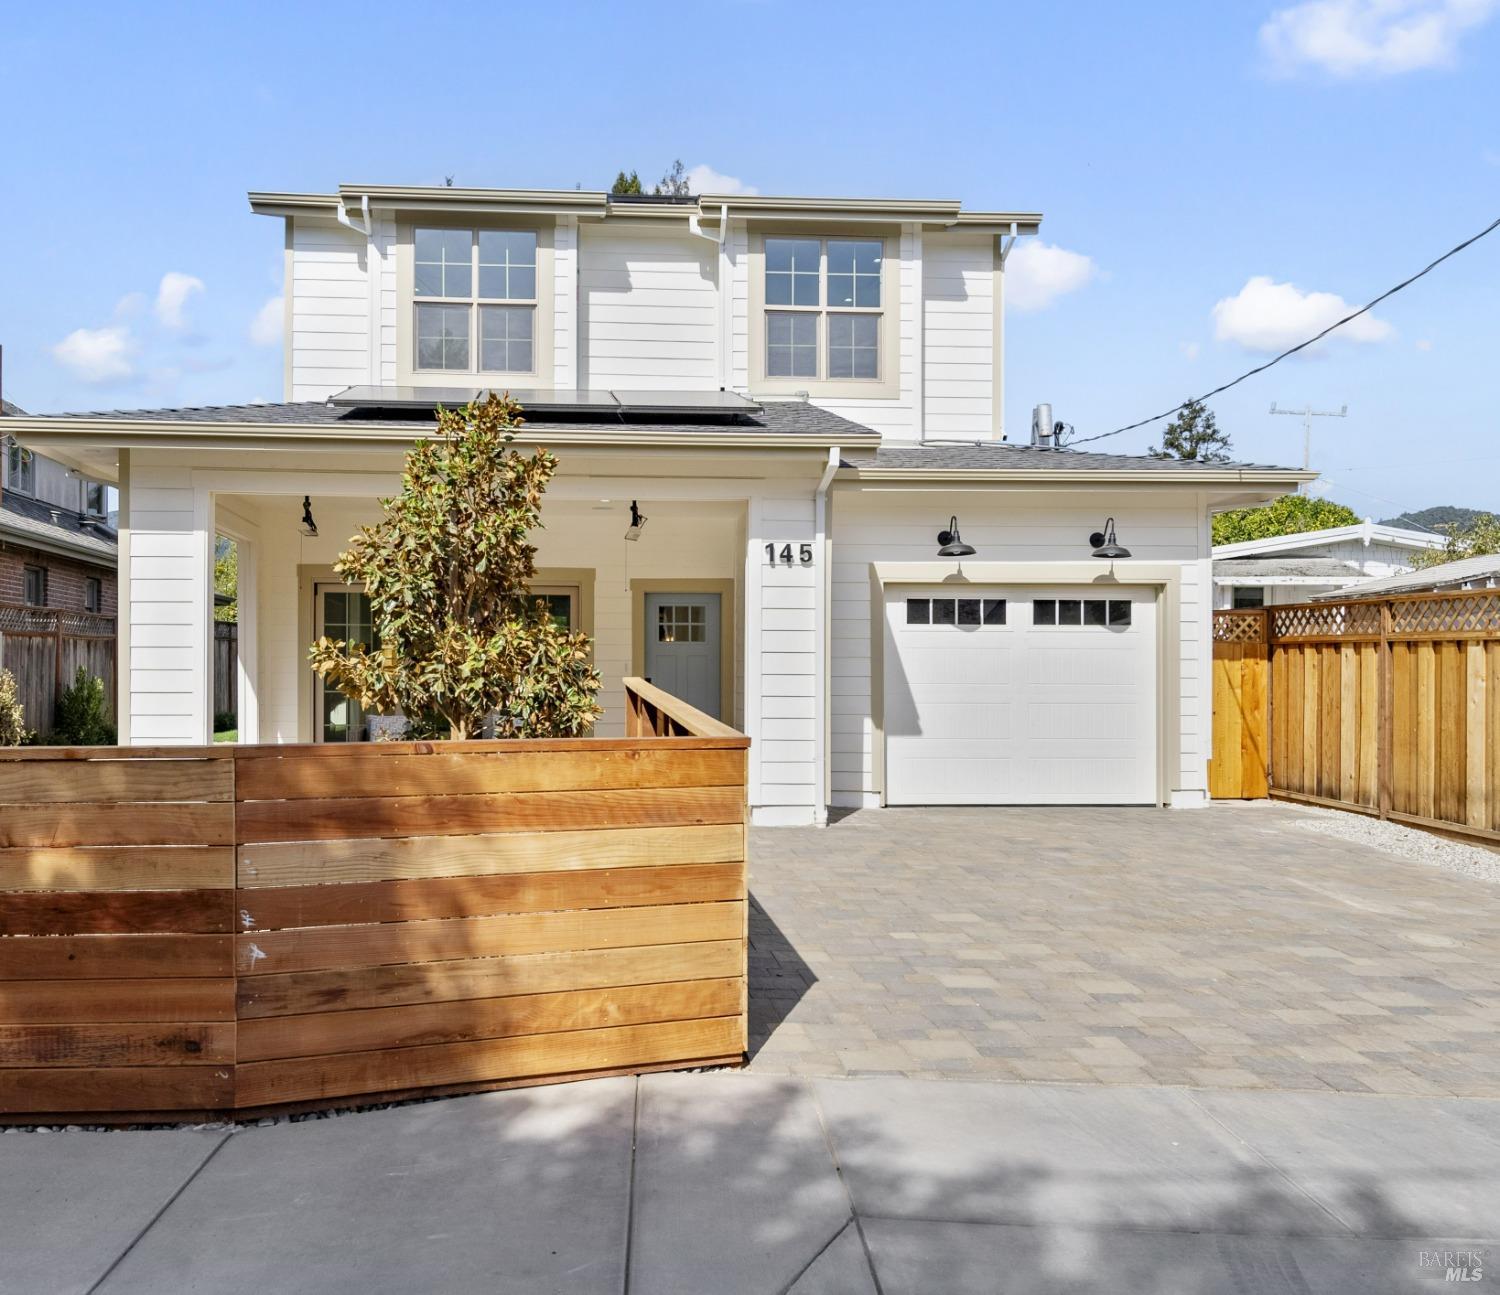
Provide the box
[0,543,117,615]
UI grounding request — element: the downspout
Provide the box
[689,204,730,389]
[814,446,840,826]
[337,194,378,384]
[994,222,1019,443]
[336,193,372,237]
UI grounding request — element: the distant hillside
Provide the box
[1379,505,1487,531]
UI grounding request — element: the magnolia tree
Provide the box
[309,394,603,739]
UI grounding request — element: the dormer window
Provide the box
[412,227,538,375]
[4,437,34,495]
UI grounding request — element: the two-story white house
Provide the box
[10,183,1307,823]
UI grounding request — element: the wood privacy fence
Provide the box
[214,621,237,722]
[0,679,748,1122]
[0,604,116,736]
[1211,591,1500,843]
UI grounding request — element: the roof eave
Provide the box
[0,524,116,567]
[839,465,1317,486]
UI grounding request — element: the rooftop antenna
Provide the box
[1270,401,1347,492]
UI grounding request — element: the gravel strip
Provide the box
[1281,802,1500,885]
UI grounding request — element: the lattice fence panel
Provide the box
[1388,592,1500,638]
[1213,611,1267,644]
[1270,601,1382,641]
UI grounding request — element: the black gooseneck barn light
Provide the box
[937,516,975,558]
[624,500,648,542]
[1089,517,1130,560]
[300,496,318,538]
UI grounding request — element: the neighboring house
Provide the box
[1,401,118,616]
[1212,520,1445,609]
[9,183,1307,823]
[1311,552,1500,601]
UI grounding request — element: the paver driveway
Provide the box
[747,802,1500,1096]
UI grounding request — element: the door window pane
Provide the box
[658,604,705,643]
[1033,599,1056,625]
[414,228,471,298]
[416,303,470,371]
[957,598,981,626]
[319,590,376,743]
[767,311,817,377]
[478,230,537,300]
[827,239,881,308]
[828,313,879,379]
[1084,599,1108,627]
[765,238,820,306]
[932,599,957,626]
[982,599,1006,625]
[906,598,930,624]
[479,305,534,372]
[1058,600,1082,626]
[1109,600,1132,627]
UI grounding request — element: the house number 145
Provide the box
[766,543,814,566]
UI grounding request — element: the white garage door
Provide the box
[884,585,1158,805]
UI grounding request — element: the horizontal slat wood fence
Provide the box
[1212,591,1500,844]
[0,678,748,1121]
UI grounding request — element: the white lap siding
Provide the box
[751,494,820,825]
[921,232,994,439]
[289,217,370,401]
[121,453,210,744]
[829,490,1211,807]
[578,224,717,391]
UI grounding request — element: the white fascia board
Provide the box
[839,466,1314,489]
[1212,524,1446,558]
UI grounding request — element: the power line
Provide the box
[1065,212,1500,449]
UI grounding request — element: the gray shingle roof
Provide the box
[842,443,1293,472]
[1,400,25,418]
[23,397,877,440]
[1312,553,1500,599]
[1215,557,1366,579]
[0,491,117,564]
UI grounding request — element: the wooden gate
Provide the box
[1209,609,1269,799]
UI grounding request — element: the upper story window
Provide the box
[23,565,46,607]
[764,236,883,381]
[413,228,537,375]
[84,481,107,516]
[4,437,35,495]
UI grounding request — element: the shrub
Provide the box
[0,669,27,747]
[213,710,238,733]
[52,667,115,745]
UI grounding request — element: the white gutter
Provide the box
[336,193,372,237]
[814,446,839,826]
[689,205,731,390]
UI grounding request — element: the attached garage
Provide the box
[882,585,1158,805]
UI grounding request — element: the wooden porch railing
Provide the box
[0,679,750,1123]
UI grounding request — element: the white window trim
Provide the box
[747,230,901,400]
[395,219,556,386]
[4,437,35,496]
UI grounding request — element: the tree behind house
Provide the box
[308,394,603,740]
[1150,399,1232,463]
[611,169,643,195]
[1212,495,1359,546]
[1411,511,1500,569]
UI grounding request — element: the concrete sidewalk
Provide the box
[4,1073,1496,1294]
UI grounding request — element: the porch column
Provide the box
[119,452,213,745]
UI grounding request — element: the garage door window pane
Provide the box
[1109,600,1132,627]
[1058,600,1082,626]
[1033,600,1056,625]
[906,598,930,625]
[983,599,1006,625]
[957,598,981,626]
[933,599,957,625]
[1084,600,1108,627]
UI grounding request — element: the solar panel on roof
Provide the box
[327,385,480,408]
[478,388,621,414]
[613,390,762,415]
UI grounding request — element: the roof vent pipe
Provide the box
[1031,404,1054,449]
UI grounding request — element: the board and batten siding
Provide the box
[289,218,371,401]
[829,491,1212,807]
[578,224,717,391]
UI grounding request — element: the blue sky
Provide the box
[3,0,1497,519]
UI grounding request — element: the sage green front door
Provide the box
[644,592,721,719]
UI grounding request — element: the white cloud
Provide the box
[1211,275,1394,352]
[1005,241,1098,312]
[685,164,758,196]
[155,271,205,331]
[1260,0,1498,76]
[52,326,136,383]
[1180,341,1202,361]
[250,295,284,347]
